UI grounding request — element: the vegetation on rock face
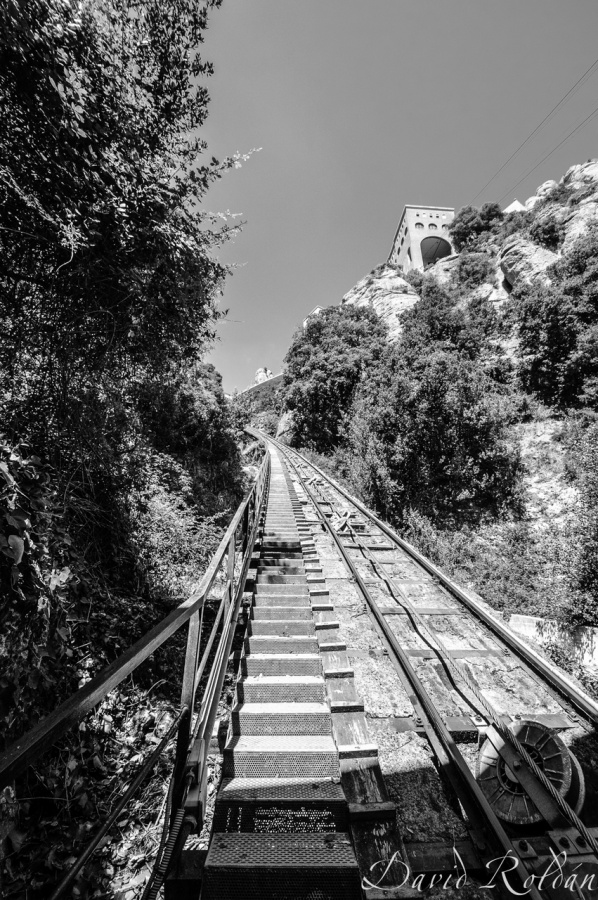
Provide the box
[283,305,388,453]
[447,202,504,251]
[516,225,598,409]
[0,1,248,893]
[281,160,598,629]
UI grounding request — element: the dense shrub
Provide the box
[529,217,564,251]
[517,225,598,408]
[400,277,497,362]
[454,252,496,289]
[283,305,388,453]
[342,347,521,526]
[448,202,504,252]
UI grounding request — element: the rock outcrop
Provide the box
[525,161,598,254]
[254,366,274,385]
[341,263,418,341]
[499,236,558,288]
[525,180,558,210]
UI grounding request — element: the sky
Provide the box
[200,0,598,393]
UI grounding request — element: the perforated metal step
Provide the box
[252,594,310,607]
[256,573,308,583]
[212,777,348,833]
[251,606,312,620]
[245,635,320,654]
[255,583,310,595]
[240,653,322,677]
[249,619,316,637]
[237,675,325,703]
[223,735,340,777]
[232,702,331,735]
[202,833,361,900]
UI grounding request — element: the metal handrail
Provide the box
[0,445,270,789]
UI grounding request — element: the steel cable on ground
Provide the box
[469,54,598,205]
[285,444,598,861]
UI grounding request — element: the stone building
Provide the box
[388,204,455,273]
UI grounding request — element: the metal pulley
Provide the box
[476,719,585,826]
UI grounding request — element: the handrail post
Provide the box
[172,607,202,820]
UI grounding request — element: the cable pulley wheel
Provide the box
[476,719,585,826]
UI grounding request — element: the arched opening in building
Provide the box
[420,235,452,268]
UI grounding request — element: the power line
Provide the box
[469,55,598,204]
[497,102,598,204]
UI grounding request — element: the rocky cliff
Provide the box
[341,262,419,340]
[342,159,598,338]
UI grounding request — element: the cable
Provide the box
[286,442,598,859]
[469,54,598,204]
[497,103,598,204]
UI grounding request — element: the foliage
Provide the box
[403,511,574,621]
[342,346,522,526]
[0,2,250,892]
[453,252,495,289]
[0,0,240,464]
[529,216,564,251]
[568,423,598,624]
[448,202,504,252]
[231,380,284,436]
[402,268,424,291]
[516,225,598,408]
[399,277,497,362]
[283,305,388,453]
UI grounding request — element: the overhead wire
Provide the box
[469,54,598,205]
[497,102,598,204]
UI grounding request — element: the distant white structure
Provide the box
[303,305,324,328]
[503,199,526,213]
[254,367,273,385]
[388,205,455,273]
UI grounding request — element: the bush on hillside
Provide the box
[400,277,497,362]
[517,225,598,408]
[454,252,496,289]
[529,217,564,251]
[341,347,521,526]
[283,305,388,453]
[448,202,504,252]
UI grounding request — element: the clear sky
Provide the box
[200,0,598,393]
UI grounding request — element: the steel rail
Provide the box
[254,431,598,727]
[271,435,541,900]
[0,448,270,788]
[283,442,598,861]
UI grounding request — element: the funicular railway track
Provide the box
[3,431,598,899]
[248,433,598,900]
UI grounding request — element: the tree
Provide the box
[283,305,388,453]
[448,202,504,251]
[0,0,237,463]
[516,225,598,408]
[344,346,521,526]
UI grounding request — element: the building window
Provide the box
[429,223,438,230]
[415,221,424,229]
